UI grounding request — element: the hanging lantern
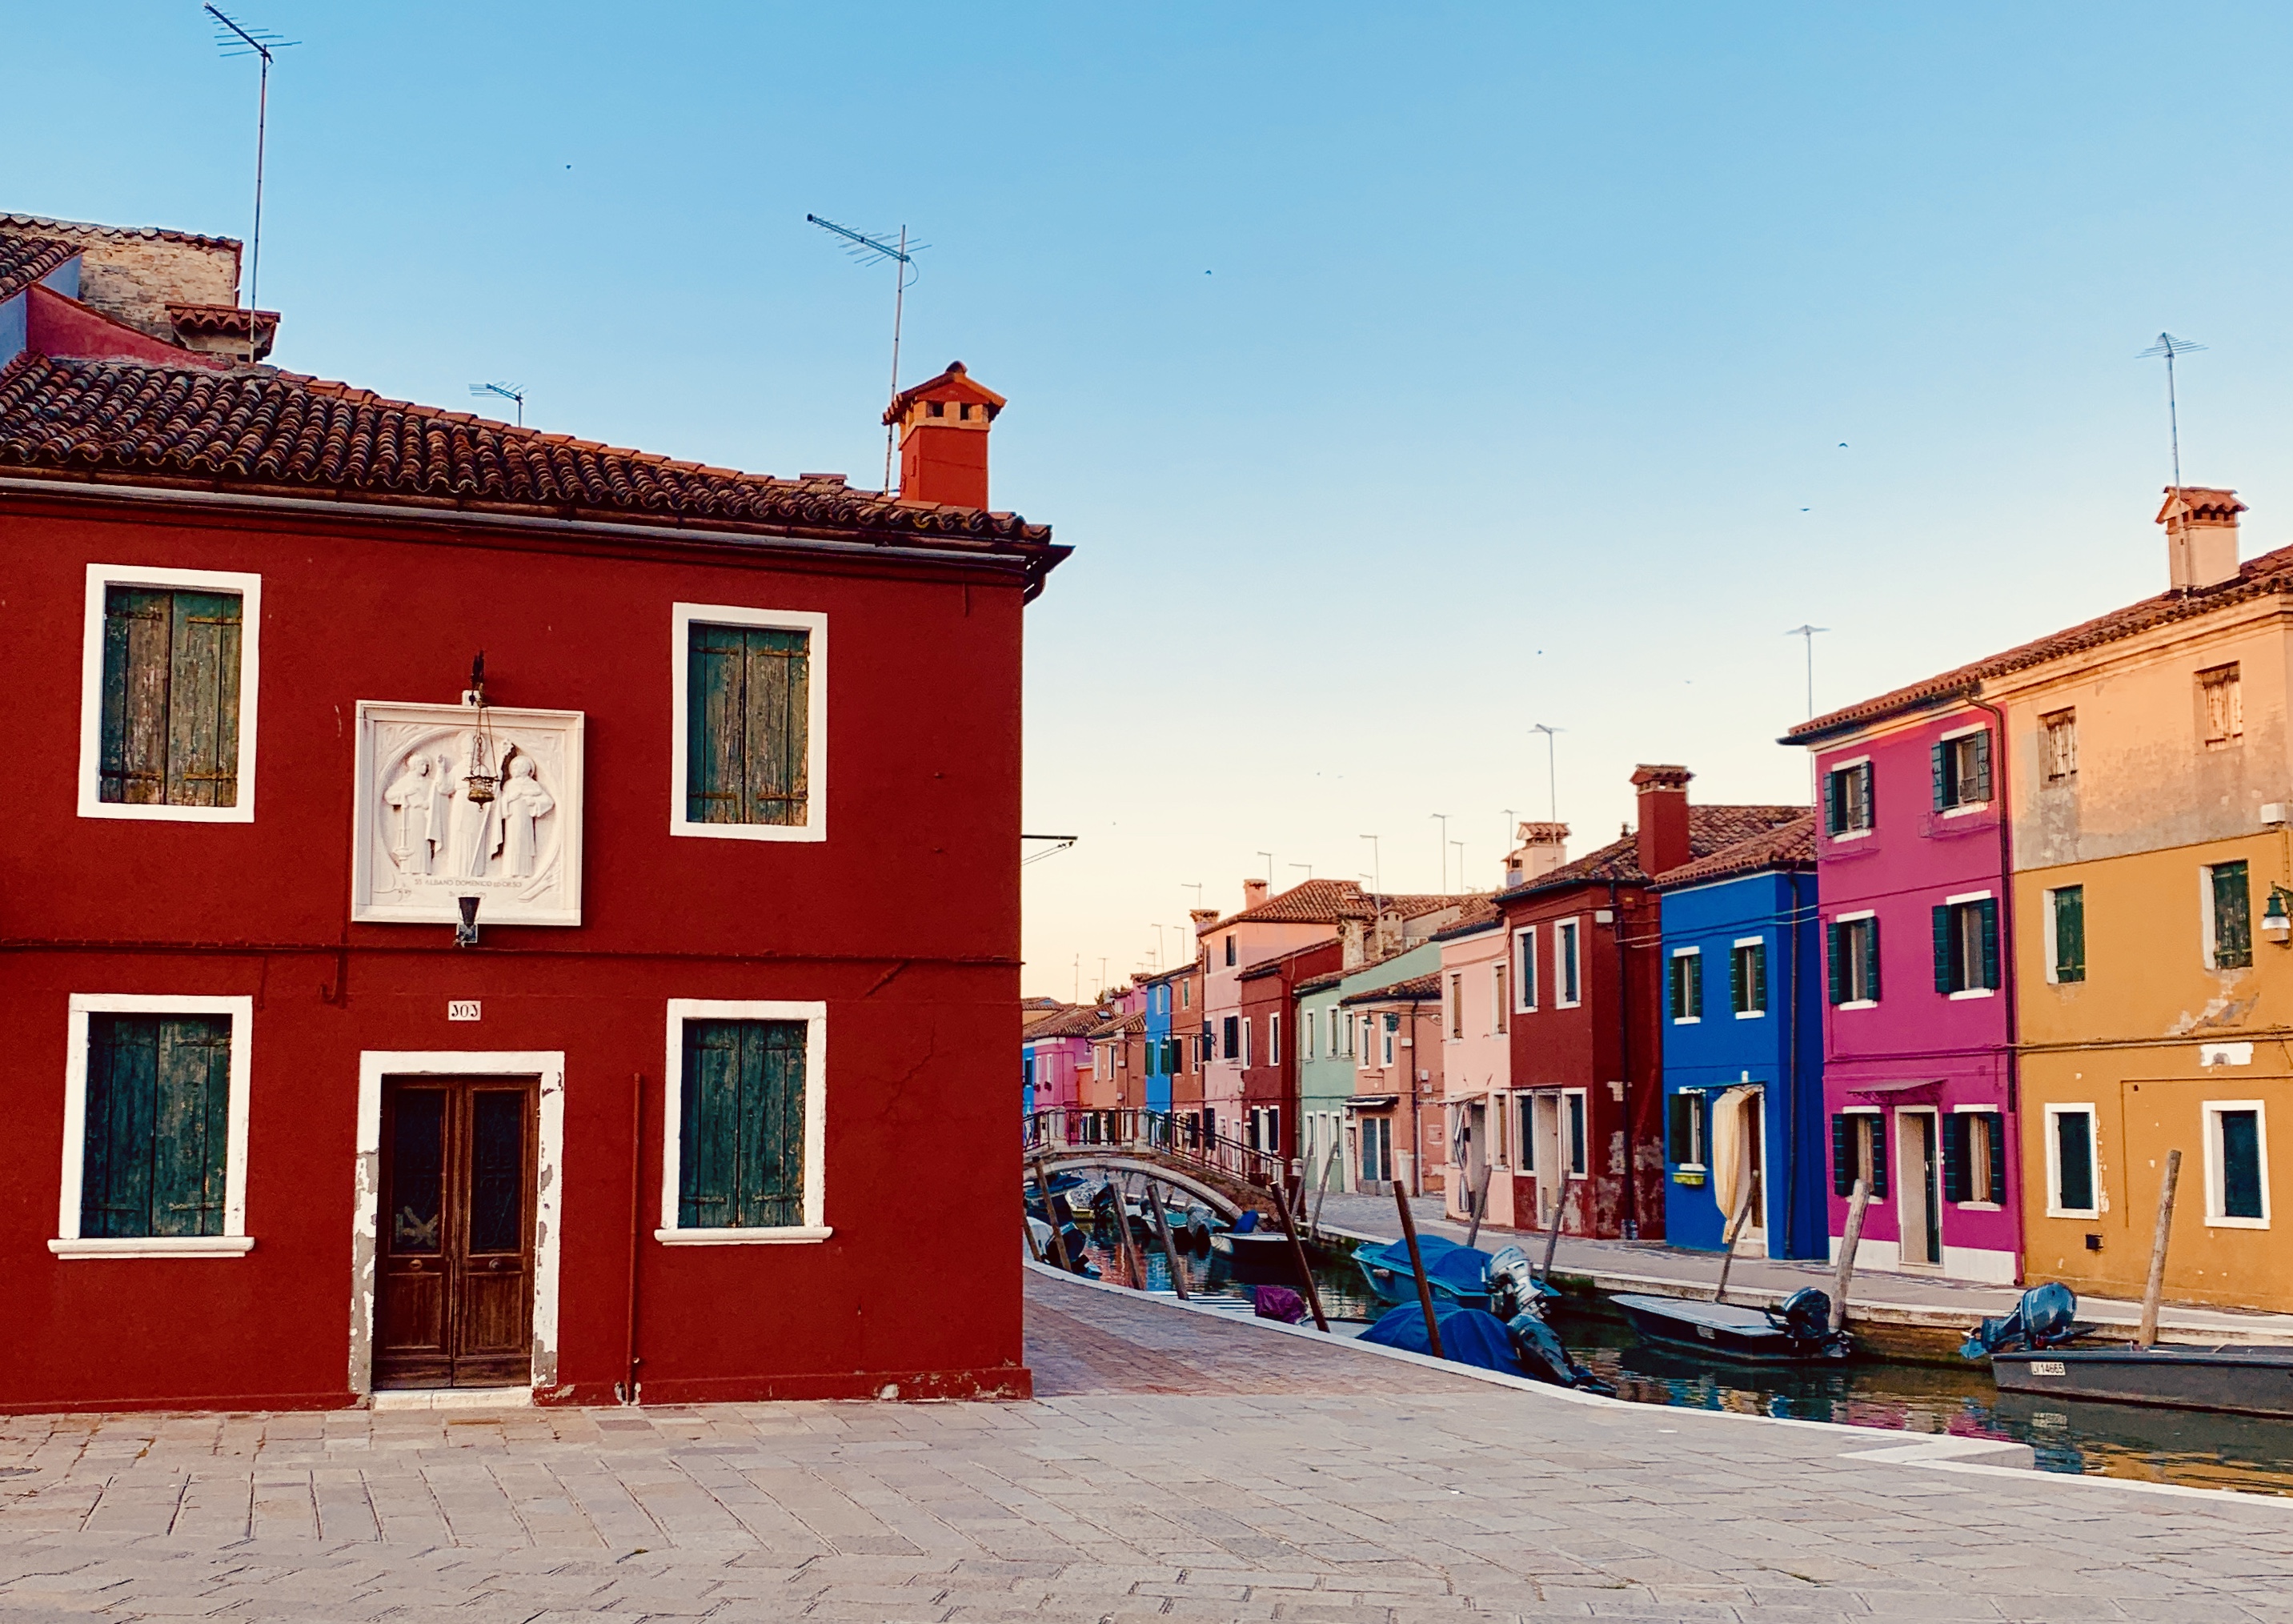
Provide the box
[2265,886,2291,946]
[463,650,498,806]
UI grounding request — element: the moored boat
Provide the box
[1966,1281,2293,1418]
[1610,1288,1851,1363]
[1354,1235,1543,1317]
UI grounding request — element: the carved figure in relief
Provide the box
[381,753,437,876]
[495,755,554,877]
[427,754,457,873]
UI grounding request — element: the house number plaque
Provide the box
[448,1001,482,1022]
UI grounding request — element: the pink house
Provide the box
[1198,880,1370,1145]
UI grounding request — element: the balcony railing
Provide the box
[1023,1108,1284,1189]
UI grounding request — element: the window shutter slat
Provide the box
[1930,740,1948,810]
[1826,924,1843,1005]
[1832,1114,1854,1197]
[151,1016,231,1236]
[742,629,808,828]
[1822,770,1839,836]
[1866,917,1882,1002]
[1753,942,1767,1011]
[1870,1115,1888,1198]
[1942,1113,1970,1204]
[679,1021,740,1225]
[687,625,747,824]
[83,1017,161,1237]
[1978,898,2000,989]
[166,592,241,808]
[1970,729,1992,803]
[1932,904,1954,994]
[1730,947,1744,1013]
[1986,1113,2008,1204]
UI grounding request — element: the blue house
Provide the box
[1650,816,1826,1258]
[1139,969,1178,1115]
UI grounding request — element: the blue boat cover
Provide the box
[1360,1234,1489,1295]
[1359,1302,1521,1375]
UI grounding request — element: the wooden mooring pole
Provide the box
[1144,1180,1190,1301]
[1829,1177,1872,1335]
[1539,1173,1573,1283]
[1272,1182,1329,1331]
[1393,1181,1444,1358]
[1711,1178,1757,1304]
[1101,1165,1147,1289]
[1031,1154,1073,1273]
[1465,1160,1493,1250]
[2139,1149,2183,1349]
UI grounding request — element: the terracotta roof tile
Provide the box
[1782,533,2293,745]
[0,354,1055,547]
[1199,880,1482,934]
[1499,804,1806,900]
[1024,1004,1104,1041]
[1651,814,1816,890]
[1088,1009,1147,1039]
[0,213,238,253]
[1430,896,1505,941]
[1339,970,1442,1006]
[0,235,77,302]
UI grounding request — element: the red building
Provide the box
[1236,940,1343,1165]
[1497,768,1801,1241]
[0,215,1064,1413]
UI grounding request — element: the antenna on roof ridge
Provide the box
[2138,331,2208,499]
[205,6,297,367]
[469,382,527,427]
[807,214,925,494]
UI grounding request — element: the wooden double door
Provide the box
[375,1077,538,1389]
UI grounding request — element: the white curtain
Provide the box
[1710,1085,1759,1234]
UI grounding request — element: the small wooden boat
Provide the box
[1355,1236,1543,1318]
[1611,1289,1850,1363]
[1990,1345,2293,1418]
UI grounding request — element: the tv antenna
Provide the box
[1784,625,1829,718]
[469,382,526,426]
[1529,724,1564,823]
[807,214,924,493]
[2138,332,2207,496]
[206,6,296,366]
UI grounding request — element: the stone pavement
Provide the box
[3,1267,2293,1621]
[1307,1191,2293,1342]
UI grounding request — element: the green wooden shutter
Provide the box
[1969,730,1992,804]
[1868,1115,1888,1198]
[1932,904,1954,993]
[2214,861,2253,968]
[1866,918,1882,1001]
[1730,944,1746,1013]
[743,629,810,827]
[1930,740,1949,809]
[2055,1111,2094,1210]
[1978,898,2001,989]
[81,1014,230,1237]
[1942,1113,1970,1204]
[1831,1114,1854,1197]
[1822,770,1840,835]
[1857,764,1874,830]
[100,587,173,804]
[166,591,243,807]
[687,624,749,824]
[2054,887,2086,982]
[1751,941,1767,1012]
[1986,1113,2008,1204]
[2223,1110,2264,1219]
[1826,924,1843,1004]
[679,1020,741,1225]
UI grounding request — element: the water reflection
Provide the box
[1552,1305,2293,1498]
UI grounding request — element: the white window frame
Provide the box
[78,563,263,824]
[1669,945,1702,1025]
[1380,1015,1397,1069]
[2203,1100,2271,1229]
[1952,1102,2006,1211]
[2042,1102,2101,1220]
[1241,1017,1253,1068]
[52,993,256,1257]
[1491,961,1509,1034]
[1301,1007,1316,1063]
[2042,884,2079,986]
[1944,888,1997,1000]
[658,999,831,1244]
[1732,935,1767,1018]
[668,603,829,844]
[1555,919,1582,1008]
[1833,908,1878,1010]
[1513,926,1539,1012]
[1269,1012,1281,1067]
[1824,755,1875,842]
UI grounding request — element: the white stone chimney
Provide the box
[1241,878,1269,909]
[2158,487,2246,591]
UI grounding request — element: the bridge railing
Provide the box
[1024,1108,1285,1189]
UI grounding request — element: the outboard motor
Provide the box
[1485,1246,1547,1320]
[1962,1281,2079,1359]
[1774,1287,1852,1358]
[1505,1311,1614,1394]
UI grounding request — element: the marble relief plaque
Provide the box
[351,701,584,927]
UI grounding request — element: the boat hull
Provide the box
[1610,1293,1841,1364]
[1992,1345,2293,1419]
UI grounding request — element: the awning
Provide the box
[1345,1095,1399,1111]
[1843,1079,1945,1103]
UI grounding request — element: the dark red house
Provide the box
[1236,940,1343,1165]
[1497,767,1801,1241]
[0,214,1064,1413]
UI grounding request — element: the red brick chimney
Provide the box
[884,360,1005,508]
[1241,878,1270,909]
[1631,765,1693,877]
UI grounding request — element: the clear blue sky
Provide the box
[18,4,2293,998]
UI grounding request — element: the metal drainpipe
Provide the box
[1968,693,2022,1286]
[1783,871,1803,1260]
[1610,878,1637,1240]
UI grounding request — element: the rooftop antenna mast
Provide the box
[1784,625,1829,718]
[2139,331,2207,498]
[206,6,295,367]
[469,383,527,427]
[1529,724,1564,824]
[807,214,924,493]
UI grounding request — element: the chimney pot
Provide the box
[884,360,1005,508]
[2158,487,2246,591]
[1242,879,1269,908]
[1630,764,1694,877]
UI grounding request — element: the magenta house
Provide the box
[1784,695,2019,1285]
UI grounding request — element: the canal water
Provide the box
[1072,1221,2293,1498]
